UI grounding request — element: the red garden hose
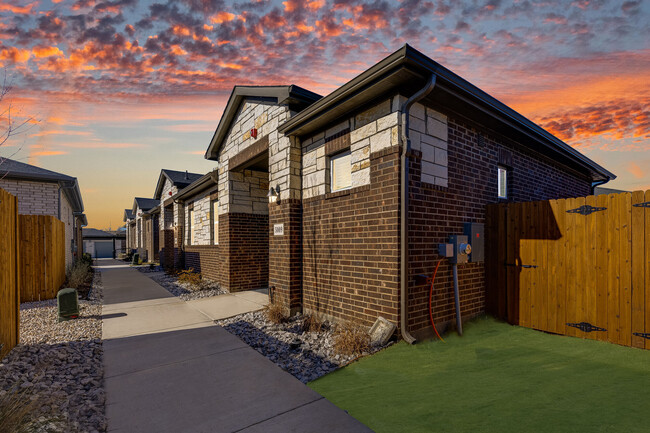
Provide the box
[429,259,445,342]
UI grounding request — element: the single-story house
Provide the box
[152,169,202,268]
[83,228,126,258]
[131,197,160,262]
[123,209,135,252]
[180,44,616,340]
[0,157,87,266]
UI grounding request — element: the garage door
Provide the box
[94,240,114,259]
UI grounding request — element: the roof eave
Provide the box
[279,44,614,183]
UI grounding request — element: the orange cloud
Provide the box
[30,130,92,138]
[210,11,236,24]
[0,47,31,64]
[628,162,645,179]
[307,0,325,11]
[31,150,67,156]
[170,45,187,56]
[33,46,64,58]
[172,25,191,37]
[0,2,35,14]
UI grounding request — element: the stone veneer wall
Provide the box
[406,109,592,339]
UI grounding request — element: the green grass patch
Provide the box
[309,317,650,433]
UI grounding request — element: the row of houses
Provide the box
[123,45,615,340]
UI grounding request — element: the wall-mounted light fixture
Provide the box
[267,185,281,204]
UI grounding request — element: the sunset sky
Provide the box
[0,0,648,229]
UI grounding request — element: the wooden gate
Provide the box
[486,190,650,349]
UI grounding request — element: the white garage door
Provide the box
[94,240,114,259]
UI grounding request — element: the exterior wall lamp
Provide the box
[267,185,281,204]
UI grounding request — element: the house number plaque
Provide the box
[273,223,284,236]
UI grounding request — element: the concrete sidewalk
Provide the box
[99,260,372,433]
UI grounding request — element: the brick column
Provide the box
[269,199,302,315]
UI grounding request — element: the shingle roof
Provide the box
[0,157,84,212]
[133,197,160,212]
[123,209,134,221]
[83,228,124,238]
[0,157,75,182]
[153,169,203,199]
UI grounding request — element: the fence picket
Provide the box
[595,194,609,342]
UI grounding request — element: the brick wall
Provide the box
[0,179,58,215]
[228,213,269,292]
[406,113,592,339]
[269,199,302,314]
[185,213,268,292]
[302,146,401,326]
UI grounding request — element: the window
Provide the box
[498,166,508,199]
[188,209,195,245]
[211,200,219,245]
[330,149,352,192]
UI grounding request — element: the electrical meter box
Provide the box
[449,234,471,264]
[57,288,79,322]
[463,222,484,262]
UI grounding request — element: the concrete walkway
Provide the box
[98,260,371,433]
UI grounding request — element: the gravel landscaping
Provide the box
[135,266,227,301]
[0,269,106,433]
[216,311,392,383]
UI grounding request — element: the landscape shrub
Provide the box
[65,261,93,290]
[264,299,287,324]
[0,385,53,433]
[177,269,202,289]
[333,319,371,356]
[81,253,92,265]
[301,314,326,333]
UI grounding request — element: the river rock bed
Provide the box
[216,311,391,383]
[135,266,227,301]
[0,270,106,432]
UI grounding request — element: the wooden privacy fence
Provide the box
[0,188,19,358]
[486,190,650,349]
[19,215,66,302]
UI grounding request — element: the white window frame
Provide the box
[330,149,352,192]
[498,166,508,199]
[212,200,219,245]
[188,209,195,245]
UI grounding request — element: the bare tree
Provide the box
[0,69,36,173]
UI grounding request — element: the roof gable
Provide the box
[205,85,321,161]
[153,169,203,199]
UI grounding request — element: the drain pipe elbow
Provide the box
[399,74,437,344]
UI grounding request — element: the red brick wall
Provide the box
[159,229,174,269]
[226,213,269,292]
[407,115,592,339]
[302,146,401,326]
[183,213,268,292]
[269,199,302,314]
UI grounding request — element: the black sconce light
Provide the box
[267,185,281,204]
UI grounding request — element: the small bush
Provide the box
[301,314,325,333]
[80,253,92,265]
[333,319,371,356]
[66,261,93,289]
[264,299,287,324]
[0,385,48,433]
[177,269,202,288]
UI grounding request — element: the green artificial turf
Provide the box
[309,317,650,433]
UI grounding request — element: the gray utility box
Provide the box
[449,234,471,264]
[57,288,79,322]
[463,222,485,262]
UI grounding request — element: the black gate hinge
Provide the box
[567,322,606,333]
[633,202,650,208]
[505,263,538,269]
[566,205,607,215]
[633,332,650,340]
